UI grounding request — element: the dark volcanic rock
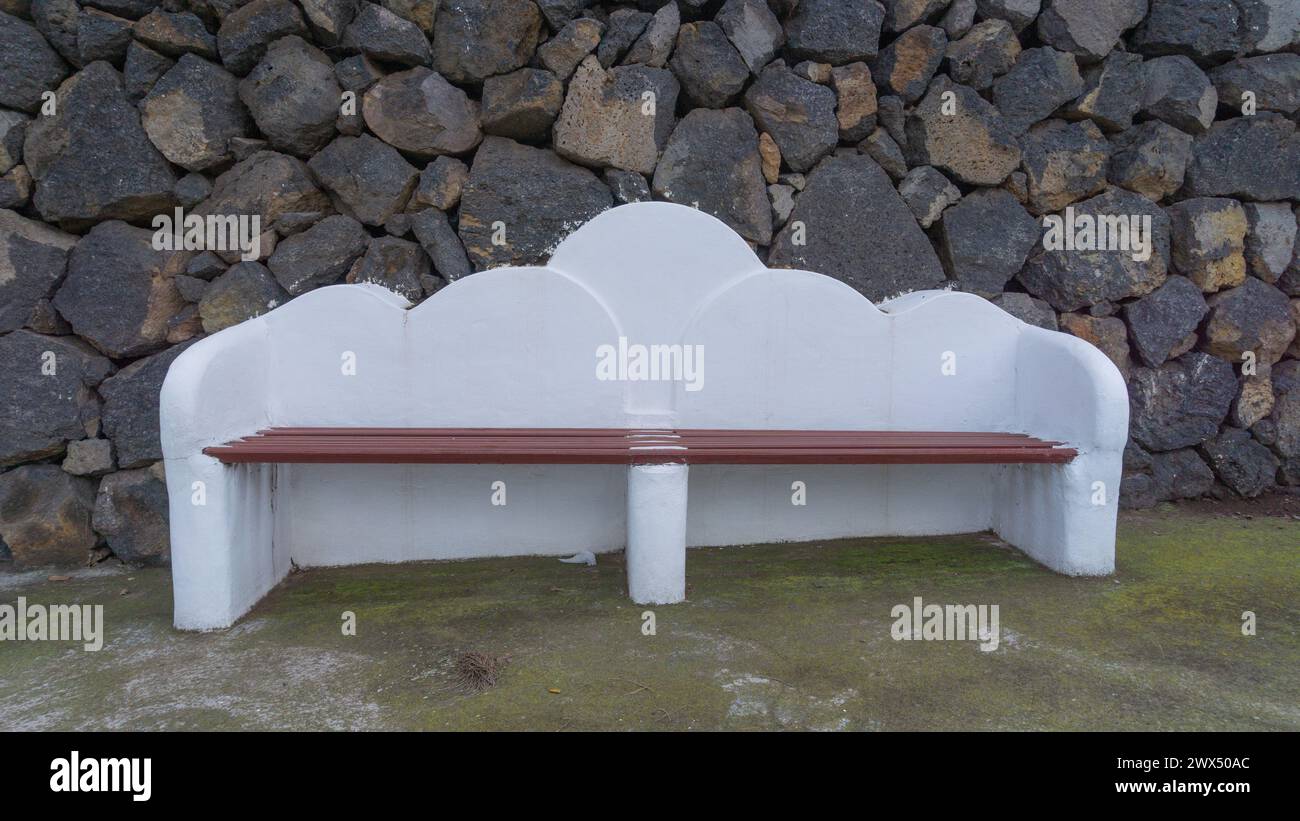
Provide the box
[1167,196,1247,292]
[873,24,946,103]
[1059,312,1131,378]
[1200,427,1278,497]
[362,67,482,159]
[0,209,77,334]
[1210,55,1300,117]
[1182,115,1300,203]
[0,331,112,467]
[830,62,878,143]
[481,68,565,144]
[411,156,468,211]
[937,188,1040,297]
[769,151,945,301]
[1018,119,1110,215]
[743,64,839,173]
[1107,120,1193,201]
[1238,0,1300,55]
[976,0,1041,32]
[1141,55,1215,134]
[77,8,134,65]
[596,8,651,69]
[1129,351,1237,451]
[195,150,330,234]
[141,54,250,172]
[410,207,471,281]
[1148,446,1215,501]
[457,136,611,270]
[537,0,587,31]
[784,0,884,64]
[334,53,383,94]
[1122,275,1208,367]
[905,76,1021,186]
[622,1,677,68]
[652,107,772,246]
[53,221,190,358]
[553,57,679,175]
[0,10,69,112]
[267,213,368,294]
[1036,0,1148,62]
[342,2,432,67]
[99,342,191,468]
[0,164,32,210]
[1064,49,1145,132]
[993,291,1059,330]
[380,0,436,34]
[1200,277,1296,365]
[346,236,428,300]
[218,0,309,76]
[537,17,603,80]
[133,10,218,60]
[23,62,177,230]
[898,165,961,229]
[31,0,84,68]
[605,168,651,205]
[301,0,360,47]
[62,437,113,476]
[1232,372,1275,429]
[1020,187,1170,311]
[1263,369,1300,460]
[432,0,542,84]
[93,465,171,565]
[716,0,783,75]
[197,260,287,334]
[123,41,173,102]
[0,465,98,567]
[944,19,1020,91]
[991,47,1085,136]
[888,0,951,32]
[860,127,908,181]
[174,173,213,209]
[670,21,749,109]
[1131,0,1243,64]
[308,133,417,226]
[1243,202,1297,283]
[239,35,341,158]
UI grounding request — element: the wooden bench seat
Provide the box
[204,428,1078,465]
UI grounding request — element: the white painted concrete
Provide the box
[161,201,1128,630]
[626,463,689,604]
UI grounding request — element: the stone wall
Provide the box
[1,0,1298,569]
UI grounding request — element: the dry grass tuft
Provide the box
[453,651,509,693]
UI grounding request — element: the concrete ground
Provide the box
[1,501,1297,731]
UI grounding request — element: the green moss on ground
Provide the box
[1,506,1295,730]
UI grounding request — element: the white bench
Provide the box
[161,202,1129,630]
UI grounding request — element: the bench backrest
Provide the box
[166,202,1121,453]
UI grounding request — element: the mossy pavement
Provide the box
[1,504,1296,730]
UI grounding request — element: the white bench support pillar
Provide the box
[626,462,689,604]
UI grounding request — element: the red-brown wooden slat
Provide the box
[254,427,1043,439]
[203,427,1076,466]
[242,432,1061,445]
[228,434,1055,445]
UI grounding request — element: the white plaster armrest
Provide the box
[161,319,271,460]
[1014,326,1129,453]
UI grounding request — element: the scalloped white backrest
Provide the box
[249,202,1028,432]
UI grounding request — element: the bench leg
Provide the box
[993,451,1120,575]
[166,456,284,630]
[626,462,688,604]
